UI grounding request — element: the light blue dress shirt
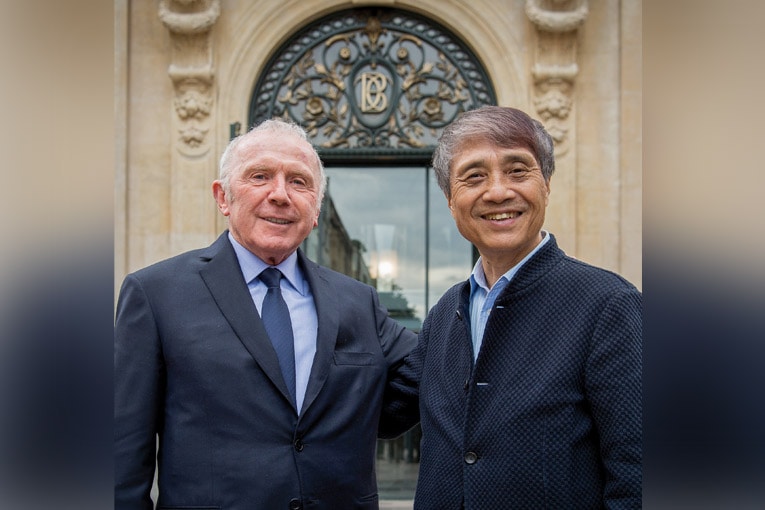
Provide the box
[469,232,550,361]
[228,233,318,414]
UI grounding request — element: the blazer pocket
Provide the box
[333,351,374,366]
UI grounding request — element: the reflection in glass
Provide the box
[428,169,474,307]
[318,167,427,331]
[302,166,472,500]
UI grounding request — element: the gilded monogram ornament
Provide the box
[250,8,495,161]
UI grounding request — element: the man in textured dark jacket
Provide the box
[385,106,642,509]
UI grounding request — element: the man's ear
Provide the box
[212,181,230,216]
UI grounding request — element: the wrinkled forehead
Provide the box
[236,132,318,169]
[453,134,540,165]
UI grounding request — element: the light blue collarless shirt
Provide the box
[228,232,318,414]
[469,231,550,361]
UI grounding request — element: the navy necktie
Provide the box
[259,268,296,407]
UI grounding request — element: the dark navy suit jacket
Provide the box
[115,232,417,509]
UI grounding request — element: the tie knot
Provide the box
[259,267,283,289]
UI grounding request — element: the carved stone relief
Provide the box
[159,0,220,157]
[525,0,588,156]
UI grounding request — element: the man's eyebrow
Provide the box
[455,158,487,174]
[455,152,536,174]
[243,163,270,173]
[500,152,536,165]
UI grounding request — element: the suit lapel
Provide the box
[199,233,294,406]
[297,250,338,415]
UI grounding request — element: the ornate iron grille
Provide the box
[248,7,496,162]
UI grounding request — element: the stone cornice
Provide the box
[525,0,588,33]
[159,0,220,35]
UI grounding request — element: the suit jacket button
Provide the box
[464,451,478,464]
[289,498,302,510]
[294,438,304,452]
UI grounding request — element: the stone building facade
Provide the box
[116,0,641,288]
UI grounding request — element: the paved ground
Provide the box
[380,501,414,509]
[377,457,419,506]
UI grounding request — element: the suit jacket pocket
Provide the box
[333,351,374,366]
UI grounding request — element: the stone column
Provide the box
[525,0,588,253]
[159,0,221,253]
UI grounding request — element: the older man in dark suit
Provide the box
[114,119,417,509]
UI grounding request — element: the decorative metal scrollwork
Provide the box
[249,8,496,161]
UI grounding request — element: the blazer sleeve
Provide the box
[378,302,425,439]
[114,274,164,510]
[586,287,642,509]
[372,286,420,439]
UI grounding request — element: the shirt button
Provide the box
[289,498,302,510]
[294,438,304,452]
[464,451,478,464]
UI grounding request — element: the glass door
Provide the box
[303,166,473,501]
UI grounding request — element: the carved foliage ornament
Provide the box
[250,8,496,160]
[159,0,220,155]
[525,0,588,156]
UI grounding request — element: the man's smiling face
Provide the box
[447,137,550,271]
[213,130,321,265]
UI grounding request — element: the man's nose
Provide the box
[483,171,514,202]
[268,175,290,202]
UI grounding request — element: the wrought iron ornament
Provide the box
[249,8,496,162]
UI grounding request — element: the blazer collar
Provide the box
[495,233,564,301]
[199,232,295,409]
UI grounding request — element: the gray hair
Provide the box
[431,106,555,197]
[218,118,327,203]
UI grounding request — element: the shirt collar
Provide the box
[469,230,550,294]
[469,261,492,294]
[227,232,306,295]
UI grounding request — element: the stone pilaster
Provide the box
[159,0,220,156]
[525,0,588,252]
[159,0,221,253]
[526,0,587,155]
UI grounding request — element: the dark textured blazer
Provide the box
[386,234,642,509]
[114,232,417,510]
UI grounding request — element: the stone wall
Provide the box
[116,0,642,291]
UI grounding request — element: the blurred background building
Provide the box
[115,0,641,505]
